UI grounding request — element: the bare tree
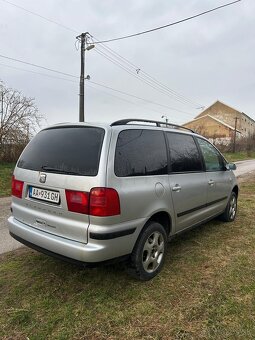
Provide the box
[0,81,43,162]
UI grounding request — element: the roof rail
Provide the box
[110,118,195,133]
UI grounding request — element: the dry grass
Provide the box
[223,151,255,162]
[0,163,14,197]
[0,174,255,339]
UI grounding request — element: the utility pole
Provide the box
[76,32,95,122]
[233,117,239,153]
[77,32,86,122]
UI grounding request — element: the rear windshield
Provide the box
[17,126,105,176]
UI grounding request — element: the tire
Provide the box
[220,191,237,222]
[128,221,167,281]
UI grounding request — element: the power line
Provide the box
[94,48,184,101]
[0,54,77,78]
[93,0,242,44]
[94,43,203,108]
[88,34,204,108]
[1,46,203,110]
[1,0,205,108]
[0,0,79,34]
[0,60,194,117]
[0,62,78,83]
[0,63,189,124]
[87,82,180,123]
[89,80,194,116]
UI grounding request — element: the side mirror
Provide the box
[225,163,236,171]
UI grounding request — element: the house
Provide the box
[183,100,255,145]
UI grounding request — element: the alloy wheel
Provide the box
[142,231,165,273]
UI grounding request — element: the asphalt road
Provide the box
[234,159,255,177]
[1,159,255,255]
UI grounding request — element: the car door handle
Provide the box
[208,180,215,186]
[172,184,181,192]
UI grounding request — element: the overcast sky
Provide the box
[0,0,254,129]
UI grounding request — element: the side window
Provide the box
[166,133,203,172]
[197,138,224,171]
[115,129,167,177]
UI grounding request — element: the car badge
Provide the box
[39,173,47,183]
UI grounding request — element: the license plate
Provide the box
[29,186,60,204]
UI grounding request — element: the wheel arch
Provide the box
[232,185,239,197]
[144,211,172,237]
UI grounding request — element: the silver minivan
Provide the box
[8,119,238,280]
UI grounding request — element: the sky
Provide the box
[0,0,254,130]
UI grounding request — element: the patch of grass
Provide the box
[223,151,255,162]
[0,162,15,197]
[0,175,255,339]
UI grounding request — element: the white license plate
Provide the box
[29,186,60,204]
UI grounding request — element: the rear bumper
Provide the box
[9,232,129,267]
[8,216,140,263]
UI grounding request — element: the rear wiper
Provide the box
[41,166,83,175]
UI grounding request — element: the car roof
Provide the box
[42,120,212,141]
[42,119,200,137]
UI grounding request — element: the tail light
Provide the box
[90,188,120,217]
[65,190,89,214]
[65,187,120,216]
[12,176,24,198]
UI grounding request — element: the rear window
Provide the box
[17,126,105,176]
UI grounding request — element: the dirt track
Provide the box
[0,196,22,254]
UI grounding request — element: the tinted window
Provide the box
[17,127,105,176]
[197,138,224,171]
[167,133,202,172]
[115,129,167,177]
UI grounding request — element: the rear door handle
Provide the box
[208,180,215,186]
[172,184,181,192]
